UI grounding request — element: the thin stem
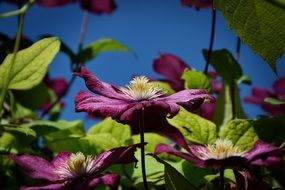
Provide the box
[138,108,148,190]
[41,11,90,118]
[0,0,33,18]
[236,37,241,62]
[230,82,236,120]
[0,13,25,116]
[220,168,225,190]
[204,6,216,74]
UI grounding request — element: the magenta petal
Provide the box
[86,173,120,189]
[181,0,212,10]
[20,183,64,190]
[246,140,284,166]
[200,102,215,120]
[80,0,117,15]
[51,151,71,168]
[273,76,285,95]
[9,154,57,181]
[75,90,130,118]
[46,77,68,97]
[74,67,127,100]
[92,144,141,173]
[37,0,73,7]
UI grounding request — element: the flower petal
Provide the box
[246,140,284,166]
[181,0,212,10]
[51,151,71,168]
[75,90,130,118]
[91,144,142,174]
[9,154,57,181]
[273,76,285,95]
[80,0,117,15]
[20,183,64,190]
[84,173,120,189]
[74,67,128,100]
[37,0,73,7]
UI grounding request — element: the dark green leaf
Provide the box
[219,119,258,151]
[168,107,217,145]
[181,69,211,92]
[77,38,131,63]
[0,37,60,90]
[215,0,285,71]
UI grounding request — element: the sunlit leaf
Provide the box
[181,69,211,92]
[219,119,258,151]
[215,0,285,71]
[150,81,175,95]
[168,107,217,145]
[77,38,131,63]
[0,37,60,90]
[264,97,285,105]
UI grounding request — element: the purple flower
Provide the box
[10,144,141,190]
[4,0,117,15]
[181,0,212,10]
[244,76,285,116]
[153,53,219,120]
[155,138,285,170]
[75,67,215,147]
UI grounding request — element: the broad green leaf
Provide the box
[204,169,235,183]
[78,38,131,62]
[131,133,169,153]
[88,117,131,145]
[181,69,211,92]
[264,97,285,105]
[251,115,285,144]
[152,155,196,190]
[12,103,35,120]
[0,37,60,90]
[150,81,175,95]
[168,107,217,145]
[215,0,285,71]
[0,124,36,149]
[219,119,258,151]
[13,82,50,110]
[213,81,246,131]
[24,120,84,136]
[202,49,243,83]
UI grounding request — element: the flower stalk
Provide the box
[220,167,225,190]
[138,107,149,190]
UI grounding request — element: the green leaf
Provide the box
[0,124,36,149]
[88,117,131,145]
[212,81,246,131]
[215,0,285,71]
[77,38,131,63]
[264,97,285,105]
[168,107,217,145]
[181,69,211,92]
[251,115,285,144]
[150,81,175,95]
[131,133,169,153]
[152,155,196,190]
[219,119,258,151]
[202,49,243,83]
[0,37,60,90]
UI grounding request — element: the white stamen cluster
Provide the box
[195,139,246,160]
[55,152,97,181]
[120,76,165,101]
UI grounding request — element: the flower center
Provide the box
[196,139,246,160]
[55,152,97,182]
[120,76,165,101]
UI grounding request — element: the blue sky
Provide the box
[1,0,285,129]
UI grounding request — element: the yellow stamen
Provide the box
[120,76,165,100]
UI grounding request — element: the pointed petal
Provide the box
[91,144,142,174]
[9,154,57,181]
[20,183,64,190]
[80,0,117,15]
[74,67,128,100]
[51,151,71,168]
[36,0,72,7]
[86,174,120,189]
[273,76,285,95]
[75,90,130,118]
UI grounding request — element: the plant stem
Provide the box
[220,168,225,190]
[41,11,90,118]
[204,6,216,74]
[236,37,241,61]
[0,0,33,18]
[0,12,25,116]
[138,107,148,190]
[230,82,236,120]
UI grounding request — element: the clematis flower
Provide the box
[10,144,141,190]
[155,138,285,170]
[75,67,215,147]
[153,53,219,120]
[181,0,212,10]
[4,0,117,15]
[244,76,285,116]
